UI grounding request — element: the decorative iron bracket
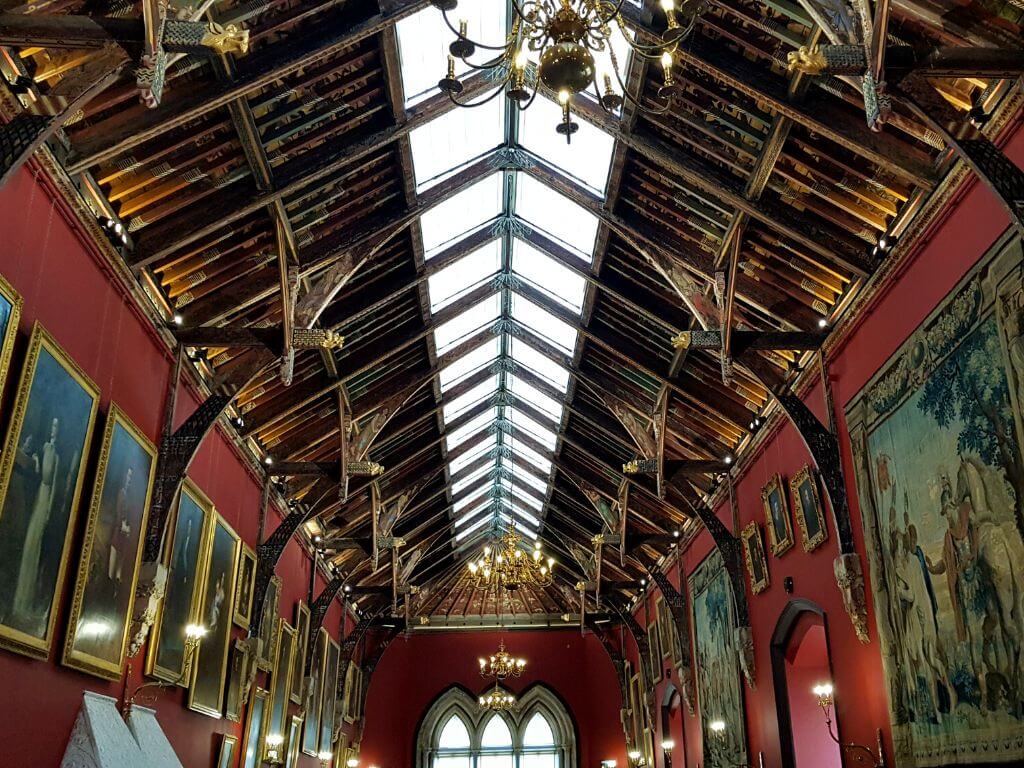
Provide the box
[638,554,696,714]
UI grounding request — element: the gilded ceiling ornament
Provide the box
[786,44,827,75]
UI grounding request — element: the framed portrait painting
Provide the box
[291,600,310,704]
[286,714,303,768]
[0,323,100,659]
[216,734,237,768]
[233,543,256,629]
[740,522,769,595]
[147,479,212,682]
[646,621,661,683]
[266,619,296,762]
[319,635,341,754]
[0,272,23,399]
[189,511,240,717]
[302,627,328,755]
[63,405,157,680]
[761,473,794,556]
[241,687,269,768]
[225,638,248,722]
[790,465,828,552]
[257,575,282,671]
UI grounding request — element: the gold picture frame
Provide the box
[319,635,341,754]
[188,509,240,718]
[646,621,661,683]
[265,618,296,762]
[146,478,213,682]
[0,322,100,659]
[0,271,23,400]
[233,543,256,629]
[790,464,828,552]
[62,404,157,680]
[225,638,248,722]
[291,600,310,704]
[241,687,269,768]
[216,734,238,768]
[740,522,770,595]
[257,574,282,671]
[303,627,328,755]
[286,713,303,768]
[761,473,794,556]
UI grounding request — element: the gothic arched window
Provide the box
[418,686,576,768]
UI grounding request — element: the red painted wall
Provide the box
[0,163,349,766]
[359,630,626,768]
[628,111,1024,768]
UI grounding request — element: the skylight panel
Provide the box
[511,239,586,313]
[592,23,632,105]
[511,294,578,353]
[449,434,497,473]
[429,241,501,312]
[439,336,499,390]
[421,173,503,256]
[446,408,497,451]
[509,375,563,421]
[456,503,491,528]
[510,338,571,390]
[396,3,505,106]
[454,485,490,513]
[512,442,552,474]
[499,513,536,538]
[502,486,542,515]
[518,95,614,194]
[411,98,504,191]
[455,513,492,541]
[506,466,548,494]
[452,462,495,494]
[510,409,558,450]
[443,375,498,421]
[434,293,500,354]
[514,174,598,262]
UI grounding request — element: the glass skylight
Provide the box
[452,462,494,494]
[449,434,497,474]
[429,240,501,312]
[396,3,506,106]
[511,294,578,353]
[512,239,586,313]
[510,338,571,390]
[518,95,615,194]
[411,98,504,191]
[443,376,498,421]
[447,408,498,451]
[421,173,503,256]
[509,376,563,421]
[511,442,552,474]
[455,513,492,541]
[515,174,598,262]
[440,336,499,391]
[434,293,500,354]
[509,410,558,450]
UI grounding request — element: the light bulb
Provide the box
[709,720,726,733]
[628,751,642,760]
[547,557,554,566]
[484,546,492,555]
[514,46,528,69]
[533,550,541,561]
[469,562,478,572]
[558,89,570,105]
[660,0,675,9]
[661,51,673,69]
[515,549,522,558]
[540,566,548,575]
[661,739,675,751]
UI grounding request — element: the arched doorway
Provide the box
[770,600,842,768]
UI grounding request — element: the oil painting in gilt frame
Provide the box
[225,638,248,722]
[845,233,1024,766]
[188,511,239,717]
[233,543,256,629]
[266,619,296,761]
[790,464,828,552]
[292,600,310,704]
[241,687,268,768]
[690,549,747,768]
[63,404,157,680]
[319,635,341,754]
[740,522,769,595]
[761,473,793,556]
[0,272,23,399]
[147,479,212,682]
[646,621,661,683]
[216,734,237,768]
[0,323,99,659]
[302,627,328,755]
[257,575,282,671]
[286,713,303,768]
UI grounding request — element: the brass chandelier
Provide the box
[467,530,555,590]
[479,641,527,679]
[433,0,706,139]
[479,684,517,711]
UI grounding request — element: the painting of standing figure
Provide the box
[0,273,23,400]
[847,234,1024,765]
[0,324,99,658]
[63,405,157,679]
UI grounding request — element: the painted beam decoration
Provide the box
[846,233,1024,765]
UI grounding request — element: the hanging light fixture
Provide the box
[479,683,517,711]
[468,530,555,590]
[479,640,527,679]
[433,0,706,140]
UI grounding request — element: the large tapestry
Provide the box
[846,233,1024,766]
[690,549,747,767]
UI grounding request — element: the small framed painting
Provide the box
[302,628,328,755]
[790,465,828,552]
[257,575,282,671]
[291,600,310,704]
[319,635,341,754]
[286,714,303,768]
[216,734,237,768]
[740,522,770,595]
[646,622,661,683]
[62,404,157,680]
[761,473,794,556]
[225,638,248,722]
[0,272,23,399]
[241,687,268,768]
[233,544,257,629]
[265,619,296,762]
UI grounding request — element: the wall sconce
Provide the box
[346,759,359,768]
[264,733,285,764]
[627,749,645,767]
[706,720,761,768]
[122,623,207,712]
[601,761,618,768]
[318,750,334,768]
[661,739,675,768]
[813,682,886,768]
